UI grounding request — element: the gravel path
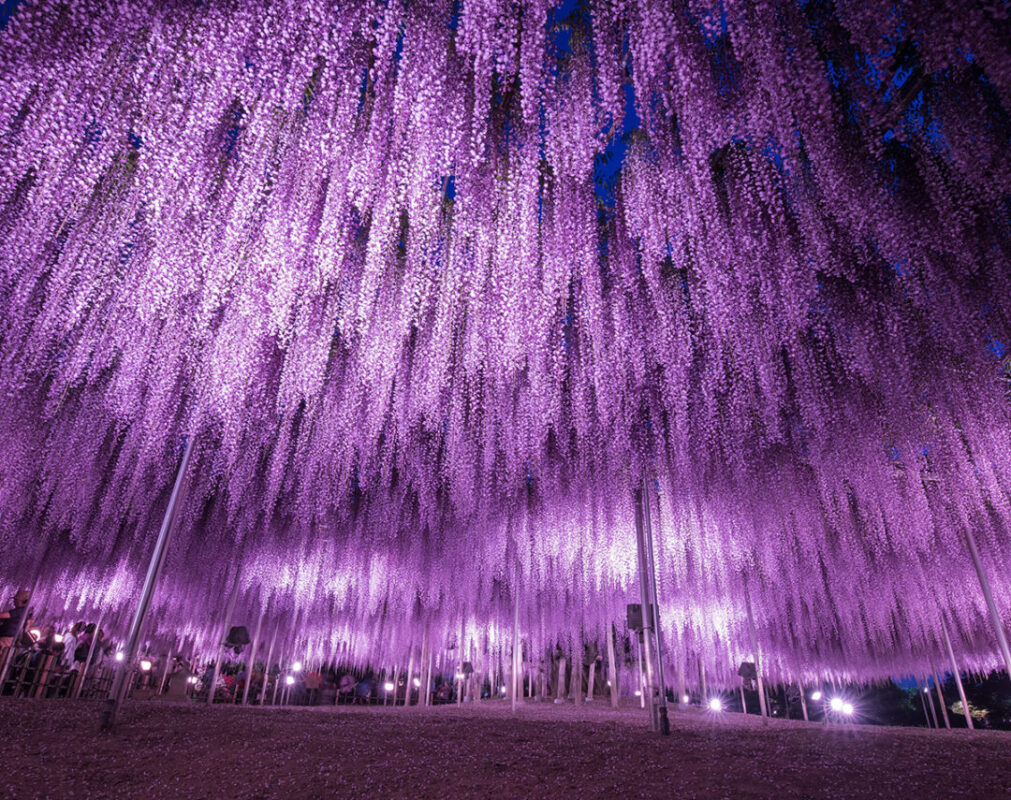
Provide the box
[2,698,1009,799]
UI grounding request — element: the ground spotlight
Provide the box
[811,690,822,701]
[708,697,723,712]
[285,675,295,685]
[412,677,421,687]
[682,694,690,704]
[829,697,844,712]
[384,681,395,692]
[291,661,303,672]
[842,702,854,716]
[140,659,152,672]
[114,651,125,662]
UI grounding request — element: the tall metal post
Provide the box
[633,487,658,729]
[511,567,521,713]
[924,676,940,728]
[158,643,175,695]
[965,529,1011,677]
[918,679,933,727]
[745,589,768,720]
[242,607,264,705]
[930,659,950,729]
[638,478,670,734]
[208,569,241,705]
[405,643,415,707]
[606,623,619,708]
[74,609,106,699]
[259,621,279,705]
[940,618,973,729]
[100,434,195,730]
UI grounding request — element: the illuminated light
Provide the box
[285,675,295,685]
[291,661,303,672]
[634,690,642,697]
[384,682,395,692]
[412,677,421,687]
[115,651,125,662]
[29,628,41,639]
[606,681,611,687]
[139,659,152,672]
[708,698,723,712]
[682,694,690,704]
[811,691,823,701]
[187,676,197,684]
[500,686,506,694]
[829,697,844,712]
[842,702,854,716]
[54,634,64,644]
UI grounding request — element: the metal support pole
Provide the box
[745,589,768,721]
[405,643,415,707]
[511,572,521,713]
[422,632,432,707]
[640,477,670,734]
[918,679,933,727]
[74,610,106,699]
[208,570,241,705]
[158,645,174,695]
[940,618,973,729]
[799,683,809,722]
[100,434,195,730]
[634,635,645,708]
[259,622,279,705]
[633,488,658,729]
[923,676,940,729]
[242,608,264,705]
[965,528,1011,677]
[457,614,465,706]
[930,659,950,729]
[572,648,583,704]
[607,623,619,708]
[272,642,286,706]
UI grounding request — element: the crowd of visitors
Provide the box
[0,585,467,706]
[9,585,1006,726]
[0,589,117,699]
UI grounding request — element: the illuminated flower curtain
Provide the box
[1,0,1010,685]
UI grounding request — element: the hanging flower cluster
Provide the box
[1,0,1011,685]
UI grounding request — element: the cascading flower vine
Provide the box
[0,0,1010,687]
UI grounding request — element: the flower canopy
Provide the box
[1,0,1010,685]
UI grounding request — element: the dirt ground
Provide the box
[1,698,1008,799]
